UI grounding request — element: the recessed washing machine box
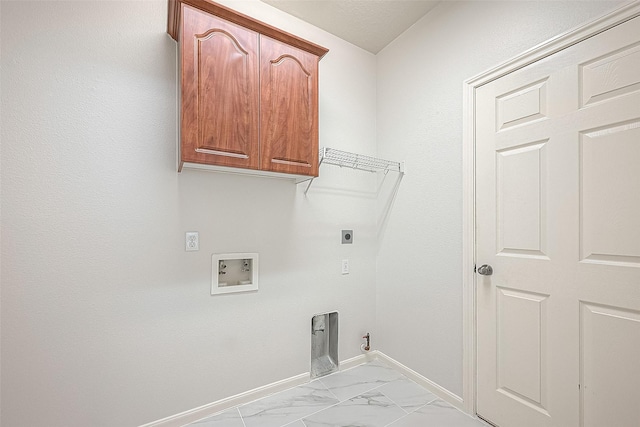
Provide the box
[311,312,338,378]
[211,253,258,295]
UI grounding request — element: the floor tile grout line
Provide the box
[354,378,445,427]
[237,407,248,427]
[238,378,343,426]
[261,379,350,427]
[425,397,440,406]
[317,361,404,394]
[315,366,409,404]
[409,397,440,414]
[345,375,407,401]
[235,376,334,421]
[317,378,340,402]
[381,398,456,427]
[239,372,385,427]
[306,385,411,427]
[287,397,345,425]
[293,380,406,426]
[184,365,477,427]
[376,389,411,415]
[384,411,411,427]
[281,380,393,426]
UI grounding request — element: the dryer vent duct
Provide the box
[311,312,338,378]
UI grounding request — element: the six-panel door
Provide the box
[476,16,640,427]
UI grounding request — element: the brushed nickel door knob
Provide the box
[478,264,493,276]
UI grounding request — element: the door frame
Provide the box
[461,0,640,417]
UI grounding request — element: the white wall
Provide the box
[2,0,628,425]
[0,1,377,425]
[375,0,623,398]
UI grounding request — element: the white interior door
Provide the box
[475,15,640,427]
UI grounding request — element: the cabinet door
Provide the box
[180,5,259,170]
[260,36,319,176]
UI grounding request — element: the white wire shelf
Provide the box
[319,147,404,174]
[302,147,404,194]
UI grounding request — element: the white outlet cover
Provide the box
[185,232,199,251]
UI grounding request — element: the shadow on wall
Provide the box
[377,171,404,249]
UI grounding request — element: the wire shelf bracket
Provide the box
[303,147,405,194]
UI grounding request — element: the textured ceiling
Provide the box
[261,0,440,54]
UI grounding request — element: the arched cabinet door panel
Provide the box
[180,4,259,171]
[169,0,327,177]
[260,36,319,177]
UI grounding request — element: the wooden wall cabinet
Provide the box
[167,0,329,179]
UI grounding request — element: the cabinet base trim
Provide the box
[181,161,315,183]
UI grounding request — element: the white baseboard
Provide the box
[139,350,462,427]
[138,372,309,427]
[139,352,377,427]
[373,351,465,411]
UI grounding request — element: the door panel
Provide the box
[260,36,319,176]
[580,302,640,427]
[496,140,547,257]
[496,287,549,414]
[580,122,640,266]
[580,42,640,107]
[476,15,640,427]
[496,78,548,131]
[180,5,259,170]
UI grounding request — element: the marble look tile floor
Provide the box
[189,360,489,427]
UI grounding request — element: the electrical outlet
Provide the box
[185,232,199,251]
[342,230,353,244]
[341,259,349,275]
